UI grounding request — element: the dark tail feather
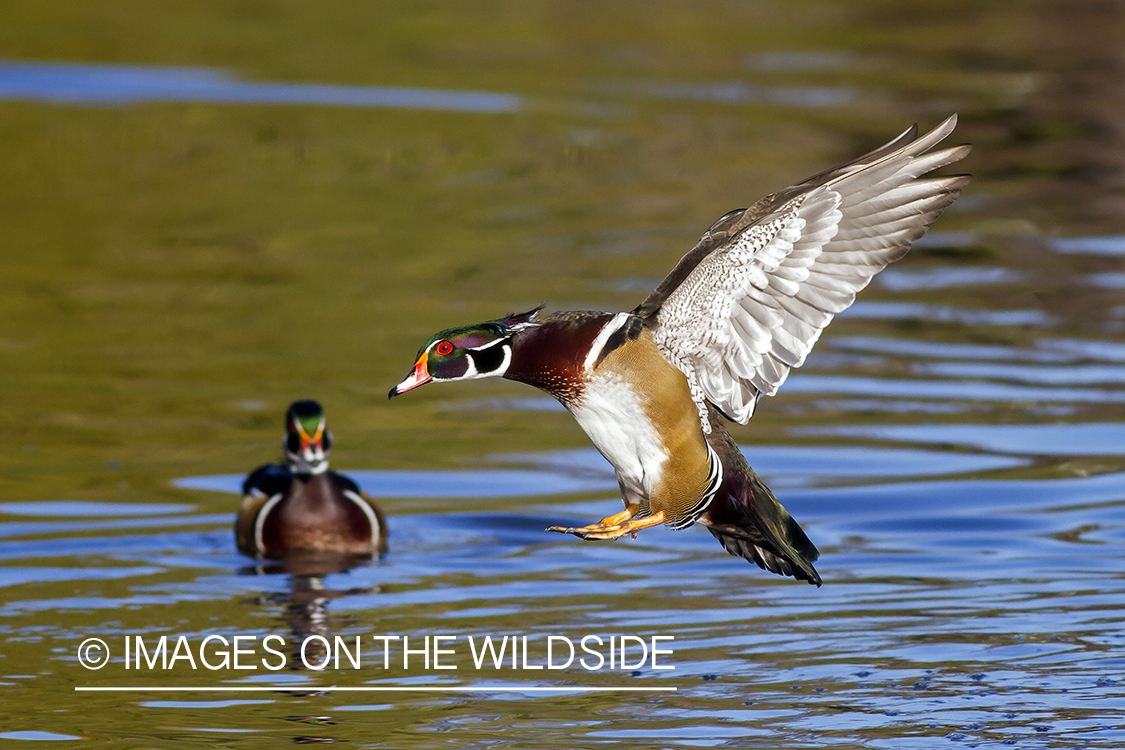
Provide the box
[708,517,821,586]
[702,420,822,585]
[707,469,822,586]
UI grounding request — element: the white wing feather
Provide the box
[651,115,971,432]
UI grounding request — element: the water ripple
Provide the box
[916,361,1125,385]
[1052,236,1125,256]
[843,301,1056,327]
[605,79,857,108]
[783,375,1125,403]
[794,423,1125,457]
[877,266,1020,292]
[0,60,521,112]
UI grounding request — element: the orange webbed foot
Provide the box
[546,503,638,536]
[547,510,665,541]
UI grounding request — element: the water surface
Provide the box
[1,1,1123,748]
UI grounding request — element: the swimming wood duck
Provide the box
[390,116,971,585]
[236,400,387,558]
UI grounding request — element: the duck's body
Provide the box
[510,312,718,528]
[491,309,818,582]
[237,465,386,557]
[236,400,387,558]
[390,116,971,585]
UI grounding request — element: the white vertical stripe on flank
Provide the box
[254,494,285,552]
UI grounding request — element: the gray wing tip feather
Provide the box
[826,115,968,190]
[646,116,970,428]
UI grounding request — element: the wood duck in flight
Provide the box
[389,116,971,585]
[237,400,387,558]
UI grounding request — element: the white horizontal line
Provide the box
[75,686,676,693]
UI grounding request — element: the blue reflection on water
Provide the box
[876,266,1019,292]
[0,566,164,588]
[0,441,1027,565]
[843,301,1055,327]
[783,374,1125,403]
[173,442,1026,501]
[0,513,229,540]
[917,361,1125,386]
[513,445,1025,486]
[606,79,856,108]
[0,61,521,113]
[795,422,1125,456]
[139,700,271,710]
[174,468,613,498]
[1052,236,1125,256]
[0,501,192,517]
[830,335,1070,362]
[832,335,1125,365]
[1086,273,1125,288]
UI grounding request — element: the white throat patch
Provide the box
[569,370,668,504]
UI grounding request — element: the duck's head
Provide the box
[388,306,542,397]
[284,400,332,475]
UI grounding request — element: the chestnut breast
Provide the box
[260,474,375,555]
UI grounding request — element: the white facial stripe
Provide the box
[474,337,509,350]
[584,312,631,373]
[291,413,326,437]
[464,343,512,380]
[432,343,512,382]
[506,314,540,332]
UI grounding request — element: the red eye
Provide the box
[435,341,454,356]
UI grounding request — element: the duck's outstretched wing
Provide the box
[638,115,971,431]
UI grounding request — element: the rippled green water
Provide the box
[2,1,1124,747]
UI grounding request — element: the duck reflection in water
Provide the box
[242,551,379,673]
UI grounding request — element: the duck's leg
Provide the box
[546,503,638,536]
[547,509,666,541]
